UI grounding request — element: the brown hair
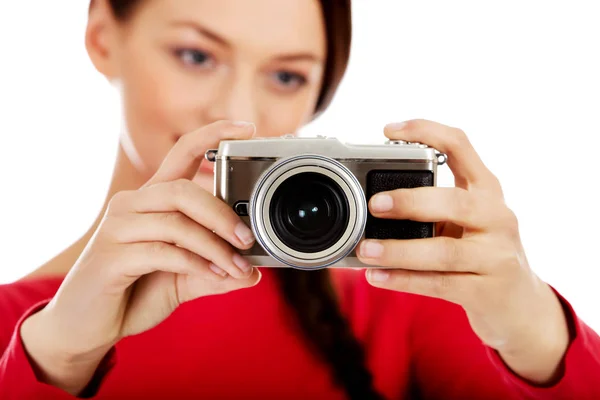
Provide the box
[94,1,380,398]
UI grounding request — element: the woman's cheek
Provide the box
[124,76,209,175]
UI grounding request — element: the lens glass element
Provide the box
[270,172,349,253]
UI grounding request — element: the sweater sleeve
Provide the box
[409,287,600,399]
[0,300,117,399]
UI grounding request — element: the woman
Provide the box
[0,0,599,399]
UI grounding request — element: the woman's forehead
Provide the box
[139,0,327,59]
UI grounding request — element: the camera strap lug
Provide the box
[205,149,218,162]
[436,153,448,166]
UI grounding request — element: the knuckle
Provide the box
[386,241,404,264]
[454,190,475,221]
[175,134,194,155]
[99,243,127,272]
[499,207,519,234]
[432,273,453,297]
[411,118,427,127]
[441,237,461,270]
[147,241,168,256]
[450,127,469,148]
[179,131,210,158]
[158,211,185,226]
[98,216,123,242]
[106,190,133,215]
[214,199,233,218]
[213,200,238,233]
[506,208,519,229]
[487,172,504,195]
[489,172,502,188]
[493,243,522,272]
[181,247,200,266]
[178,129,197,146]
[396,189,416,213]
[169,178,192,199]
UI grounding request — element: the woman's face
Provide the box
[90,0,327,178]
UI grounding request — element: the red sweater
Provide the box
[1,268,599,399]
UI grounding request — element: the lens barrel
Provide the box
[249,155,367,270]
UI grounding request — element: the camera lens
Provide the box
[270,172,349,253]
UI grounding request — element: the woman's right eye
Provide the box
[175,49,216,69]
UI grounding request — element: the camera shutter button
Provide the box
[385,139,407,145]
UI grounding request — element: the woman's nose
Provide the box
[205,72,258,124]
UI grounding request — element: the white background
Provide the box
[0,2,598,332]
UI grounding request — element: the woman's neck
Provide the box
[24,144,146,280]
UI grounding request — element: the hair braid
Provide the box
[274,268,384,400]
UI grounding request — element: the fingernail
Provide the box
[235,222,255,246]
[359,240,384,258]
[386,122,406,131]
[233,253,253,274]
[254,268,263,284]
[232,121,255,129]
[209,263,228,277]
[370,193,393,212]
[368,269,390,282]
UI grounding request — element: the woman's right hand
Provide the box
[20,120,261,395]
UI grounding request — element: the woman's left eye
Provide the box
[175,48,216,68]
[271,71,308,90]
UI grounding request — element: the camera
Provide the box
[205,135,447,270]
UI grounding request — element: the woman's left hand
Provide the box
[358,119,570,384]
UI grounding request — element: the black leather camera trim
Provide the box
[365,170,434,239]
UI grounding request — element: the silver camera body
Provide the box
[206,135,447,270]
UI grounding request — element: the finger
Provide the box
[384,119,502,194]
[146,120,256,186]
[369,186,512,231]
[178,267,263,303]
[108,179,255,250]
[109,241,229,282]
[106,212,254,280]
[357,237,484,273]
[365,268,477,304]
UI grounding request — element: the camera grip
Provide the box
[365,171,434,239]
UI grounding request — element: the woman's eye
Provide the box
[176,49,215,68]
[271,71,308,91]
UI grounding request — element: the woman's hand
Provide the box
[358,119,570,385]
[20,120,261,395]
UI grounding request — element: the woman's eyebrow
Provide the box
[274,53,323,63]
[168,20,323,64]
[169,20,232,48]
